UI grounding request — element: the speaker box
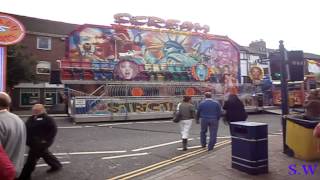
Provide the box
[288,51,304,81]
[269,52,282,80]
[269,51,304,81]
[50,70,62,84]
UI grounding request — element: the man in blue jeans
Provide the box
[196,92,221,151]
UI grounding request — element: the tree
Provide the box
[6,45,38,89]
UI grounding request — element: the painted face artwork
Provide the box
[118,61,138,80]
[250,67,263,80]
[66,25,241,83]
[80,28,105,45]
[78,28,106,59]
[196,64,208,81]
[223,65,230,74]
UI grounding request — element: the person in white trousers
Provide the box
[178,96,196,151]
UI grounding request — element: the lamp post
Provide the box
[279,40,290,154]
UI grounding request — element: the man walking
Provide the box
[0,92,27,178]
[19,104,62,180]
[196,92,221,151]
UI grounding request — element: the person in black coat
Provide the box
[19,104,62,180]
[223,94,248,124]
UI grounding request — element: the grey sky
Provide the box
[1,0,319,54]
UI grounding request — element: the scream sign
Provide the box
[0,14,25,45]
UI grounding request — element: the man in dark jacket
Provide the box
[196,92,221,151]
[19,104,62,180]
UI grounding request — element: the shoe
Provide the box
[46,166,62,173]
[201,145,206,148]
[182,139,188,151]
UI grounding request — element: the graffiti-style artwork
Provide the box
[80,100,174,114]
[65,25,239,82]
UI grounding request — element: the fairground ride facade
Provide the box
[59,14,251,122]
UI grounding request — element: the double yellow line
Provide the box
[108,140,231,180]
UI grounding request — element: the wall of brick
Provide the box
[19,34,67,70]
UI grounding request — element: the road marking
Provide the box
[218,136,231,138]
[177,145,202,150]
[102,153,149,160]
[270,132,283,135]
[36,161,70,167]
[108,140,231,180]
[135,121,171,124]
[58,126,83,129]
[122,140,231,180]
[132,138,194,152]
[24,150,127,156]
[98,122,133,127]
[196,136,231,140]
[108,149,206,180]
[54,150,127,156]
[56,156,68,159]
[83,125,95,128]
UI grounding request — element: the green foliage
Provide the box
[6,45,38,88]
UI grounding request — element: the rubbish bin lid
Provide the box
[230,121,267,126]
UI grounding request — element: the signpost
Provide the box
[279,40,290,154]
[0,13,25,92]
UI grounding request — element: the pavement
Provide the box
[145,135,320,180]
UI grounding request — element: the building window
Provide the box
[36,61,51,74]
[240,60,248,77]
[44,89,58,105]
[20,88,40,107]
[263,68,269,75]
[260,47,266,52]
[240,52,248,60]
[37,36,52,50]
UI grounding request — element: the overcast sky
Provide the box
[1,0,319,54]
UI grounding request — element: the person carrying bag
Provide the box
[174,96,195,151]
[172,103,182,123]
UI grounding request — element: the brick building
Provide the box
[1,12,79,109]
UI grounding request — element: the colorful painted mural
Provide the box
[64,25,239,83]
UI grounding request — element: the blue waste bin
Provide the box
[230,121,268,175]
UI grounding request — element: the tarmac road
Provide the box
[20,113,282,180]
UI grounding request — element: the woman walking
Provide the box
[178,96,196,151]
[223,94,247,125]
